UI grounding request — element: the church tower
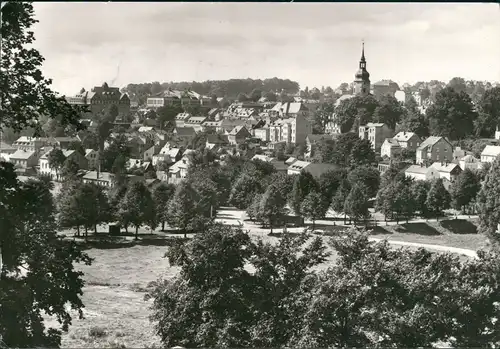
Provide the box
[353,42,371,96]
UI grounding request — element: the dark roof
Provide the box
[175,127,196,136]
[303,163,339,178]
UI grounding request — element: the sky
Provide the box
[32,2,500,96]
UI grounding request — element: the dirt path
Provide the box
[215,208,479,259]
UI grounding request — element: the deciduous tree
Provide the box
[259,184,287,232]
[477,157,500,247]
[167,181,200,238]
[347,165,380,198]
[450,168,481,213]
[289,171,319,216]
[301,191,329,230]
[343,184,370,226]
[47,148,66,181]
[152,182,176,231]
[425,178,451,218]
[117,181,156,239]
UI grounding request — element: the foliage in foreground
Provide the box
[147,224,500,348]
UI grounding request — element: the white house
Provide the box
[459,154,480,171]
[495,125,500,141]
[404,164,440,181]
[381,138,401,159]
[429,162,462,182]
[480,145,500,163]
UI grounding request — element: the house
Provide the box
[66,82,131,115]
[459,154,480,171]
[45,136,81,149]
[168,156,191,184]
[252,154,273,162]
[82,171,114,187]
[452,147,467,162]
[416,136,453,165]
[287,160,338,178]
[381,138,402,158]
[254,127,270,142]
[206,134,229,150]
[143,145,162,161]
[12,136,46,153]
[287,160,310,175]
[495,125,500,141]
[429,162,462,182]
[270,102,309,118]
[227,125,252,145]
[85,149,99,170]
[174,112,192,127]
[184,116,207,133]
[9,149,38,169]
[285,157,297,166]
[404,164,440,182]
[359,123,394,152]
[392,131,421,151]
[39,149,88,179]
[153,146,182,166]
[267,115,312,145]
[0,142,17,161]
[372,80,400,98]
[173,127,197,143]
[480,145,500,163]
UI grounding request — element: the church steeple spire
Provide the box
[361,40,366,62]
[354,40,370,96]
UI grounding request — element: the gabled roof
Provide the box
[481,145,500,157]
[174,127,196,136]
[430,162,462,173]
[85,149,96,156]
[252,154,273,162]
[393,131,418,142]
[10,150,36,160]
[417,136,448,151]
[83,171,113,182]
[405,165,432,175]
[366,122,386,128]
[461,154,479,163]
[62,150,76,158]
[383,138,401,147]
[185,116,207,124]
[229,125,249,136]
[285,157,297,165]
[306,134,332,143]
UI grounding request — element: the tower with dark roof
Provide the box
[353,42,371,96]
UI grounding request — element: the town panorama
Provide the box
[1,2,500,349]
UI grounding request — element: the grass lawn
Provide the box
[44,245,177,348]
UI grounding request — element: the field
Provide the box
[45,208,488,348]
[44,245,175,348]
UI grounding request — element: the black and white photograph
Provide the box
[1,1,500,348]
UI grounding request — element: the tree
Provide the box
[266,172,295,201]
[237,93,248,102]
[376,178,415,223]
[47,148,66,181]
[447,77,467,94]
[425,178,451,219]
[263,91,277,102]
[301,191,329,230]
[331,132,375,168]
[411,180,431,217]
[191,177,219,219]
[474,87,500,138]
[101,134,131,171]
[249,89,262,102]
[331,179,351,223]
[289,171,319,216]
[56,179,86,236]
[373,95,404,130]
[157,104,183,131]
[78,182,111,235]
[334,95,379,133]
[312,102,334,134]
[318,168,347,205]
[167,181,200,238]
[117,181,156,239]
[152,182,176,231]
[147,223,329,348]
[347,165,380,198]
[380,160,407,189]
[425,87,477,140]
[0,3,84,135]
[67,141,86,155]
[246,193,264,223]
[399,102,429,138]
[450,168,481,213]
[344,184,370,226]
[477,157,500,246]
[229,173,263,209]
[0,165,92,347]
[60,157,80,180]
[259,184,287,232]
